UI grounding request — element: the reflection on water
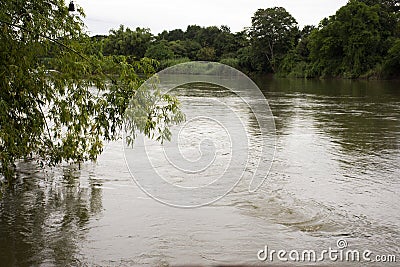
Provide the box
[0,163,103,266]
[1,77,399,266]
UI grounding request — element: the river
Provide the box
[1,77,399,266]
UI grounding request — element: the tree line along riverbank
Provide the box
[87,0,400,79]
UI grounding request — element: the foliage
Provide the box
[158,29,185,41]
[151,25,247,62]
[249,7,299,72]
[383,38,400,77]
[279,0,400,78]
[236,46,264,72]
[103,25,153,58]
[219,58,240,69]
[64,0,399,79]
[158,57,191,70]
[196,47,216,61]
[180,40,202,60]
[359,0,400,12]
[310,1,388,77]
[168,40,188,57]
[0,1,184,182]
[145,40,174,60]
[3,1,400,185]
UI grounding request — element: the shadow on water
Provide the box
[253,76,400,97]
[0,162,103,266]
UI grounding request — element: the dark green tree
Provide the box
[383,38,400,76]
[249,7,299,72]
[359,0,400,12]
[168,40,188,58]
[145,40,174,60]
[185,25,202,40]
[181,40,202,60]
[213,26,240,59]
[103,25,153,58]
[308,0,396,77]
[196,26,222,47]
[158,29,185,42]
[296,25,315,59]
[196,47,216,61]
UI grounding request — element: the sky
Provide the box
[77,0,349,35]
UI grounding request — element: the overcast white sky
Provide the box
[77,0,348,35]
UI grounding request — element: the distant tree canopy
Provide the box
[145,40,174,60]
[103,25,153,58]
[88,0,399,78]
[92,24,249,68]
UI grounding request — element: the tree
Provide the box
[308,0,395,77]
[103,25,153,58]
[83,35,107,56]
[185,25,202,40]
[196,47,216,61]
[158,29,185,42]
[359,0,400,12]
[213,26,240,59]
[296,25,315,59]
[168,40,187,58]
[249,7,299,72]
[180,40,202,60]
[383,38,400,76]
[196,26,221,47]
[0,1,183,182]
[145,40,174,60]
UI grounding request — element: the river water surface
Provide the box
[1,77,399,266]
